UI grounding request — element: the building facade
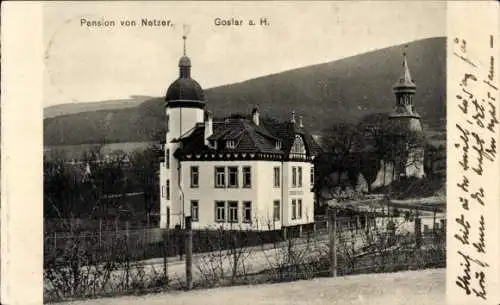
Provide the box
[159,38,321,231]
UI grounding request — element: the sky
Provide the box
[43,1,446,108]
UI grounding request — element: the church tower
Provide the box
[372,48,425,188]
[389,47,423,132]
[159,31,206,229]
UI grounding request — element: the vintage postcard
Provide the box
[1,1,499,304]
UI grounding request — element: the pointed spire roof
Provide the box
[393,46,416,90]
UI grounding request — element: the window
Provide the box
[166,180,170,200]
[191,166,199,188]
[298,166,303,187]
[161,186,165,198]
[243,201,252,223]
[228,201,238,222]
[215,201,225,222]
[226,140,236,149]
[273,200,280,221]
[290,135,306,155]
[273,167,280,187]
[292,167,297,187]
[310,167,315,187]
[298,199,302,219]
[243,166,252,188]
[291,199,297,220]
[166,149,170,169]
[275,141,282,150]
[191,200,199,222]
[215,167,225,188]
[228,166,239,188]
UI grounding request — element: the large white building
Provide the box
[159,37,321,231]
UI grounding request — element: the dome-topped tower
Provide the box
[165,34,205,106]
[161,30,207,229]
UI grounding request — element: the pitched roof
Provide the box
[393,53,416,90]
[174,117,322,159]
[261,120,323,156]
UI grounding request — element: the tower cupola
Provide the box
[392,46,417,110]
[165,29,205,108]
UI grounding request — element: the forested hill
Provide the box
[44,37,446,146]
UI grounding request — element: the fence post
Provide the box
[432,208,437,241]
[185,216,193,290]
[126,221,130,246]
[328,207,337,277]
[163,228,169,284]
[99,219,102,248]
[415,213,422,248]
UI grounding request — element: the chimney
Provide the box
[252,106,260,126]
[291,111,296,123]
[204,111,213,146]
[299,115,304,128]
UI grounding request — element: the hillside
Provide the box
[44,37,446,146]
[43,95,152,119]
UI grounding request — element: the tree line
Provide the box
[312,112,445,207]
[44,145,161,220]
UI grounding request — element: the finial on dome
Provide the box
[179,25,192,78]
[182,24,190,56]
[182,35,187,56]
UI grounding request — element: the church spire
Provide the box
[394,45,416,89]
[402,45,414,86]
[391,46,418,114]
[178,25,191,78]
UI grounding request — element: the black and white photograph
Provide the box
[39,2,451,304]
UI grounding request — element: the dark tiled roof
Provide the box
[174,117,322,159]
[261,120,323,156]
[166,78,205,102]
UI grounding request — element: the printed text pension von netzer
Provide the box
[80,18,174,28]
[79,17,271,28]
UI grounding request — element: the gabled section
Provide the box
[290,134,306,155]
